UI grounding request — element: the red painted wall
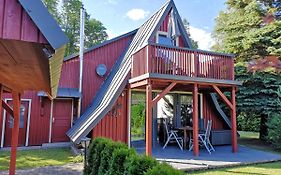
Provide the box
[92,90,128,143]
[202,93,226,130]
[0,0,47,43]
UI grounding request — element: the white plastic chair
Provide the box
[162,118,183,150]
[189,120,215,154]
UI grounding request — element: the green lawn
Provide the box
[0,148,83,171]
[238,131,281,154]
[190,161,281,175]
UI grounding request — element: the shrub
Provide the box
[131,103,145,136]
[84,137,111,175]
[144,163,185,175]
[237,113,260,132]
[125,154,158,175]
[98,141,127,175]
[267,114,281,150]
[107,148,136,175]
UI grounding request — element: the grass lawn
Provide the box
[190,161,281,175]
[0,148,83,171]
[238,131,281,154]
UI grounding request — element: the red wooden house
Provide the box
[1,0,241,156]
[0,0,68,173]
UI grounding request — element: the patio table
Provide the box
[177,126,193,150]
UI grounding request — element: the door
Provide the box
[51,99,72,143]
[4,101,29,147]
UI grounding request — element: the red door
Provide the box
[4,101,29,147]
[52,99,72,142]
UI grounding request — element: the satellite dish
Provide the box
[96,64,107,77]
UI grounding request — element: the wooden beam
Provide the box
[2,100,14,117]
[193,84,199,156]
[151,82,176,107]
[231,87,238,153]
[212,85,233,110]
[130,80,148,89]
[0,85,3,141]
[145,83,152,156]
[9,92,21,175]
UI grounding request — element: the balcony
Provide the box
[132,43,235,81]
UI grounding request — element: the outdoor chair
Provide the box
[189,120,215,154]
[162,118,184,151]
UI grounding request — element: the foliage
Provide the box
[0,148,82,171]
[182,18,199,49]
[124,154,158,175]
[267,113,281,150]
[259,0,281,19]
[235,63,281,139]
[97,141,127,175]
[107,148,136,175]
[84,137,111,175]
[131,103,145,136]
[43,0,108,56]
[213,0,281,62]
[237,113,260,132]
[144,163,185,175]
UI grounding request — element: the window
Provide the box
[156,32,179,46]
[9,105,25,128]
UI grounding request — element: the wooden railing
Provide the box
[132,44,234,80]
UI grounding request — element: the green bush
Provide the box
[237,113,260,132]
[144,163,185,175]
[267,114,281,150]
[107,148,136,175]
[131,103,145,136]
[84,137,111,175]
[98,141,127,175]
[125,154,158,175]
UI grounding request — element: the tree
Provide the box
[182,19,199,49]
[213,0,281,140]
[42,0,60,22]
[44,0,108,56]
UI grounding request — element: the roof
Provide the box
[67,0,194,143]
[19,0,68,50]
[38,88,81,98]
[64,29,138,61]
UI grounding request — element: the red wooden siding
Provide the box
[92,91,128,143]
[0,0,48,43]
[1,91,50,146]
[202,94,225,130]
[59,35,133,113]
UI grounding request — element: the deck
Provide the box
[132,140,281,171]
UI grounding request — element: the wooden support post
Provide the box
[231,87,238,153]
[193,84,199,156]
[151,82,176,107]
[9,92,21,175]
[146,83,152,156]
[0,85,3,140]
[212,85,233,110]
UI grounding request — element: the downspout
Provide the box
[77,6,85,118]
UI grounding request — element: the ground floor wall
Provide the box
[0,91,74,148]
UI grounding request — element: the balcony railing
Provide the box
[132,43,235,80]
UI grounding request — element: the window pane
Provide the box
[158,35,173,46]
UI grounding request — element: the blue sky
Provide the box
[82,0,227,50]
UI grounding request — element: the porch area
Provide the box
[131,140,281,171]
[129,43,242,157]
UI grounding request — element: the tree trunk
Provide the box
[259,114,268,140]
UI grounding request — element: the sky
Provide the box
[82,0,227,50]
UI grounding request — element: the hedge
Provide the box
[85,137,184,175]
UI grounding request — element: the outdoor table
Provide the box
[177,126,193,150]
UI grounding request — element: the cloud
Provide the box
[126,9,150,21]
[104,0,118,5]
[107,30,130,39]
[189,26,215,50]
